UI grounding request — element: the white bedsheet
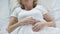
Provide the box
[0,0,60,34]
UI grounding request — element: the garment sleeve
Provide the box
[11,7,21,17]
[41,6,48,14]
[37,5,49,15]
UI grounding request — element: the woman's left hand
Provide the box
[32,22,46,32]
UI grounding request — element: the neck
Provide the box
[24,6,33,10]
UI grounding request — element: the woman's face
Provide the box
[21,0,34,9]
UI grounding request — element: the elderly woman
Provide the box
[8,0,58,34]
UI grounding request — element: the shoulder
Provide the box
[13,7,21,12]
[11,7,22,17]
[36,5,48,10]
[11,7,22,15]
[36,5,48,14]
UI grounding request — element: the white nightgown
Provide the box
[10,5,60,34]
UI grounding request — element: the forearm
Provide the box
[47,21,56,27]
[8,20,25,33]
[37,21,56,27]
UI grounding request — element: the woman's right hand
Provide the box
[19,16,37,25]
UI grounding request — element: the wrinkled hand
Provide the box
[21,16,37,25]
[32,22,46,32]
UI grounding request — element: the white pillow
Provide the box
[9,0,55,11]
[9,0,19,11]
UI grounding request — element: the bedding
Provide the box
[0,0,60,34]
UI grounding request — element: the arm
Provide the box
[43,13,56,27]
[8,16,24,33]
[43,13,53,22]
[8,16,36,33]
[32,13,56,32]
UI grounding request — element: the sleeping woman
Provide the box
[8,0,60,34]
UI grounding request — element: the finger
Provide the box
[29,19,36,22]
[29,21,36,25]
[32,24,38,31]
[31,20,36,22]
[34,24,45,32]
[25,16,32,19]
[32,23,43,32]
[32,23,38,29]
[29,17,36,20]
[33,25,41,32]
[34,26,41,32]
[28,20,35,24]
[32,25,38,31]
[28,17,34,20]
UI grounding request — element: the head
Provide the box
[18,0,38,9]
